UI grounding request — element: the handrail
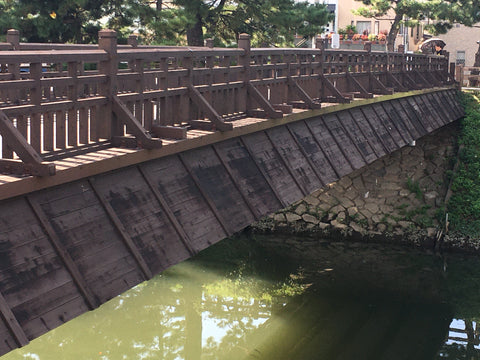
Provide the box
[0,30,453,177]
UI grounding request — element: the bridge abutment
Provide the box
[255,122,460,248]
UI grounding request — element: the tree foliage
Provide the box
[0,0,333,46]
[354,0,480,51]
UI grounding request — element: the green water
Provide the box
[3,234,480,360]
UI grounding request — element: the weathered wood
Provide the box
[187,84,233,131]
[246,83,283,118]
[138,165,196,256]
[215,138,283,216]
[26,195,99,310]
[346,73,373,99]
[242,132,304,205]
[151,125,188,139]
[323,113,366,170]
[266,126,319,195]
[178,152,237,236]
[88,177,153,280]
[111,95,162,149]
[0,110,55,176]
[212,144,261,220]
[287,77,321,109]
[0,291,29,347]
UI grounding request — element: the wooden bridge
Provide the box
[0,29,464,356]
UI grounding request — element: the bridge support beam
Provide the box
[0,110,55,176]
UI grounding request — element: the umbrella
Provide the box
[420,38,446,54]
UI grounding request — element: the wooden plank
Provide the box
[358,106,398,153]
[392,99,426,137]
[214,138,283,217]
[26,195,99,310]
[138,165,197,256]
[0,291,29,347]
[212,143,261,220]
[141,155,226,251]
[151,125,187,139]
[178,152,235,236]
[285,124,326,187]
[379,102,414,143]
[305,116,353,178]
[111,95,162,149]
[266,126,319,195]
[322,113,366,170]
[403,96,435,132]
[347,108,387,159]
[370,103,409,147]
[288,120,339,184]
[92,165,193,273]
[43,112,54,151]
[31,180,145,304]
[79,107,89,145]
[429,92,455,126]
[246,83,283,118]
[242,132,304,206]
[438,90,462,120]
[55,110,66,149]
[411,95,445,129]
[427,92,455,126]
[180,146,255,233]
[88,177,153,280]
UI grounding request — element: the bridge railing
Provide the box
[0,29,452,176]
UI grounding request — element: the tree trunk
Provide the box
[156,0,162,11]
[186,13,204,46]
[387,13,403,52]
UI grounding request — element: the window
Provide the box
[356,21,371,35]
[456,51,466,65]
[374,21,379,35]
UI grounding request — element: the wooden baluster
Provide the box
[30,62,42,154]
[67,61,78,147]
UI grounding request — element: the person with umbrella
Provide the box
[419,37,446,55]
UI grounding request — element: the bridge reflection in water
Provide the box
[5,235,480,360]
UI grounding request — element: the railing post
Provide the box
[455,64,464,89]
[205,38,214,49]
[128,34,138,47]
[364,41,372,90]
[238,33,251,112]
[6,29,19,50]
[98,29,118,139]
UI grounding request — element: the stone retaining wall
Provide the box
[253,122,460,248]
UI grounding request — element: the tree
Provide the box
[165,0,334,47]
[353,0,480,51]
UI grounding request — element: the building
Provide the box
[436,24,480,67]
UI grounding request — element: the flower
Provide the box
[352,33,361,41]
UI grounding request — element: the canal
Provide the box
[2,233,479,359]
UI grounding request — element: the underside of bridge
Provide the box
[0,88,464,355]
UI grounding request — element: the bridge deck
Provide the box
[0,104,343,201]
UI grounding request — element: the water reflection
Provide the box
[3,234,480,359]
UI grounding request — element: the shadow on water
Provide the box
[3,233,480,359]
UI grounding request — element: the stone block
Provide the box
[348,207,358,217]
[337,176,353,189]
[304,195,320,206]
[424,191,439,207]
[273,213,286,222]
[295,203,307,215]
[286,213,302,222]
[331,219,347,229]
[302,214,319,224]
[364,202,379,214]
[337,211,346,222]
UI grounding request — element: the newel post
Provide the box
[6,29,19,50]
[238,33,251,112]
[6,30,20,79]
[98,29,118,139]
